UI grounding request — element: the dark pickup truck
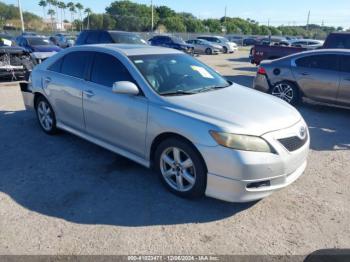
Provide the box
[250,32,350,65]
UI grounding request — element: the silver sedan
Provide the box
[22,44,309,203]
[186,39,223,55]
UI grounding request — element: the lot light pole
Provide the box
[151,0,154,32]
[18,0,25,32]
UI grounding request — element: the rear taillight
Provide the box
[257,66,267,75]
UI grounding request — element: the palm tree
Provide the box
[58,1,66,31]
[67,2,76,31]
[75,3,84,31]
[47,9,56,32]
[50,0,59,29]
[38,0,47,20]
[84,8,92,29]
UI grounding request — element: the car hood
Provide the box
[162,84,301,136]
[32,45,61,52]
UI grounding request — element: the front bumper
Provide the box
[197,120,310,202]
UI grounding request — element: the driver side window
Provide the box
[90,53,135,88]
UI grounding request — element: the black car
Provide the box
[76,30,147,45]
[148,35,194,54]
[243,38,257,46]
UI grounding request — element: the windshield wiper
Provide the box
[195,84,230,93]
[160,90,197,96]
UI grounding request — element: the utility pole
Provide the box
[151,0,154,32]
[306,10,310,31]
[224,6,227,23]
[18,0,25,32]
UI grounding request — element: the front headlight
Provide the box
[210,131,273,153]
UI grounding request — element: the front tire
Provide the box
[270,81,300,105]
[35,96,58,135]
[223,46,228,54]
[154,138,207,199]
[205,48,213,55]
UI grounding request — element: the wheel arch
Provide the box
[149,132,207,171]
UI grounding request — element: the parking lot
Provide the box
[0,49,349,256]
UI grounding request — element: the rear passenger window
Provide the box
[340,55,350,73]
[48,57,63,72]
[90,53,134,87]
[61,52,90,78]
[295,55,339,71]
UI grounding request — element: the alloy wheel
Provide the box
[271,83,294,103]
[160,147,196,192]
[37,101,53,131]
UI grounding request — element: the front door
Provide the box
[82,52,148,158]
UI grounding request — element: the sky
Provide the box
[4,0,350,28]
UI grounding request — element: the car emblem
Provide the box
[299,126,307,139]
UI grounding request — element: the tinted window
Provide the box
[85,31,100,44]
[61,52,90,78]
[90,53,134,87]
[76,31,88,45]
[99,32,113,43]
[326,34,350,49]
[340,55,350,73]
[109,32,145,44]
[295,54,339,71]
[48,57,63,72]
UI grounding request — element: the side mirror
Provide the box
[112,81,139,96]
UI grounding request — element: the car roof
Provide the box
[67,44,183,56]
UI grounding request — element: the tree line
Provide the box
[0,0,347,38]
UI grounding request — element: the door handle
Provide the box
[44,77,51,83]
[84,90,95,98]
[300,72,309,76]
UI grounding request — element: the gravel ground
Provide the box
[0,50,349,256]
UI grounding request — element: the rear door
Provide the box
[337,54,350,106]
[45,51,92,131]
[292,54,340,103]
[82,52,148,157]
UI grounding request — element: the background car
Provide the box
[197,36,237,54]
[290,39,324,49]
[253,49,350,107]
[186,39,222,55]
[50,33,75,48]
[0,43,35,80]
[76,30,147,45]
[16,35,61,63]
[149,35,194,54]
[243,37,258,46]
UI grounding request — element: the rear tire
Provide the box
[35,96,58,135]
[154,138,207,199]
[270,81,300,105]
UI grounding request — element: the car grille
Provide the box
[278,134,308,152]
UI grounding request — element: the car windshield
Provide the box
[27,37,50,46]
[172,37,186,44]
[198,39,212,45]
[130,54,230,96]
[110,32,146,45]
[220,37,229,43]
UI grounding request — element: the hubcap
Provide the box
[37,101,53,131]
[272,83,294,103]
[160,147,196,192]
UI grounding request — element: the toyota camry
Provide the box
[22,44,310,202]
